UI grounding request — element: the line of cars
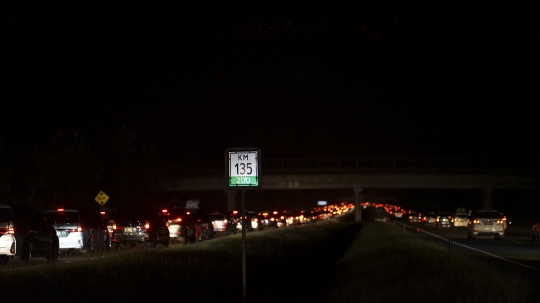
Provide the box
[374,203,508,241]
[1,204,225,264]
[2,202,354,265]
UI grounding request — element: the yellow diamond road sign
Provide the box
[95,191,109,206]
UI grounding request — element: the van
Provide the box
[44,208,110,253]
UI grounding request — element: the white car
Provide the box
[44,208,109,253]
[209,213,228,232]
[467,210,505,240]
[453,212,469,227]
[0,204,16,264]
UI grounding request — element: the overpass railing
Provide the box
[191,157,536,176]
[257,157,536,175]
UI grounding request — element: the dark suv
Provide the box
[1,204,59,263]
[107,209,170,248]
[190,211,214,241]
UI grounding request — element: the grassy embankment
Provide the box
[321,221,536,303]
[1,212,536,302]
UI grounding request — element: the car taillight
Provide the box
[0,227,14,235]
[473,219,481,224]
[8,221,14,234]
[145,221,150,229]
[176,218,182,222]
[113,223,120,230]
[77,226,83,232]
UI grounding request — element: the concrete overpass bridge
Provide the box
[161,157,539,220]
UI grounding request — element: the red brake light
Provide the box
[145,222,150,229]
[69,226,83,232]
[162,209,168,213]
[176,218,182,222]
[1,222,15,235]
[57,208,64,212]
[113,223,119,230]
[100,211,106,216]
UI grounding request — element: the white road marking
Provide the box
[398,222,540,271]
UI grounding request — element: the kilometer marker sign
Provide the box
[226,147,261,189]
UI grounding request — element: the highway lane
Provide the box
[394,220,540,271]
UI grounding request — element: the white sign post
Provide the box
[225,147,261,303]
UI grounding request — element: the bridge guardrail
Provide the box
[259,157,536,175]
[197,157,537,176]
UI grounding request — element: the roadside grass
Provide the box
[1,217,360,303]
[320,221,534,303]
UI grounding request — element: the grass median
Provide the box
[320,221,534,303]
[2,214,536,302]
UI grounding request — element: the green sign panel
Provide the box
[225,148,261,189]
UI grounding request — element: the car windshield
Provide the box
[168,209,190,219]
[0,208,11,222]
[475,212,501,219]
[210,214,225,220]
[113,210,157,224]
[45,211,80,224]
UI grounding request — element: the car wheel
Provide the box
[21,243,30,261]
[87,238,95,253]
[148,234,157,248]
[47,240,59,263]
[104,236,111,253]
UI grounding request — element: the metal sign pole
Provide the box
[224,147,261,303]
[241,189,246,303]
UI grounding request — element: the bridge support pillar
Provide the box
[354,188,363,222]
[483,188,492,210]
[226,190,237,211]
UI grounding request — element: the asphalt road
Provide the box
[392,220,540,271]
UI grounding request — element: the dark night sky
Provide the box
[2,2,539,167]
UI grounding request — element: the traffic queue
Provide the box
[1,202,355,264]
[371,202,511,241]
